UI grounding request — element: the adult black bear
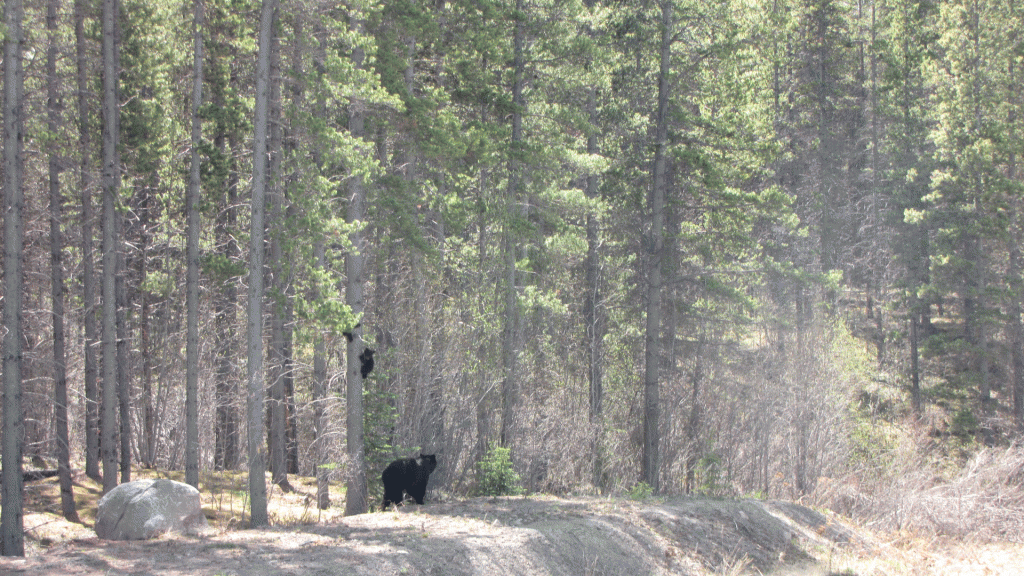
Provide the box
[381,454,437,509]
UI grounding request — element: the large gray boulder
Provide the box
[95,478,210,540]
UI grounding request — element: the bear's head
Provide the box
[418,454,437,474]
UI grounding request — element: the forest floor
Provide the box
[1,470,1022,575]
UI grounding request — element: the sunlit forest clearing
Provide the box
[0,0,1023,570]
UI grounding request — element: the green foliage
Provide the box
[848,421,899,477]
[694,453,727,496]
[626,481,654,501]
[950,409,979,440]
[475,443,523,497]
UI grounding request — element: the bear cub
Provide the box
[381,454,437,509]
[359,348,375,379]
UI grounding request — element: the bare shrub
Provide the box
[840,443,1024,541]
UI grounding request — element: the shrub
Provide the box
[475,443,523,496]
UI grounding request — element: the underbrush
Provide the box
[817,434,1024,542]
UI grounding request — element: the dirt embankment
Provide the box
[0,495,876,575]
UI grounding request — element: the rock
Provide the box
[95,479,209,540]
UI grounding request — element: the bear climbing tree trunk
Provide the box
[343,13,369,517]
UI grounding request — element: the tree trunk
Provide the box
[139,185,155,467]
[48,0,79,522]
[581,0,606,493]
[116,203,131,485]
[1,0,26,554]
[76,0,101,486]
[100,0,121,495]
[344,17,369,516]
[643,0,671,493]
[246,0,277,527]
[267,26,291,492]
[500,0,526,448]
[910,309,922,415]
[184,0,205,489]
[313,244,331,509]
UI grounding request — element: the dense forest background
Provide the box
[2,0,1024,548]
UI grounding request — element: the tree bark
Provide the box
[500,0,526,448]
[185,0,205,489]
[344,17,369,516]
[76,0,101,483]
[1,0,26,554]
[114,0,130,485]
[267,23,290,492]
[48,0,79,522]
[100,0,121,495]
[643,0,671,493]
[247,0,277,527]
[313,243,331,509]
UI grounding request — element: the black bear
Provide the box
[381,454,437,509]
[342,322,361,343]
[359,348,375,378]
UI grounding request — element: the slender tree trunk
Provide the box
[1010,245,1024,433]
[581,0,606,493]
[643,0,671,493]
[116,206,131,485]
[313,243,331,509]
[910,309,922,415]
[76,0,101,483]
[266,28,294,490]
[285,24,303,476]
[1,0,26,554]
[247,0,277,527]
[48,0,79,522]
[500,0,526,448]
[344,16,369,516]
[683,335,706,494]
[139,185,155,466]
[1010,55,1023,433]
[185,0,205,489]
[100,0,121,495]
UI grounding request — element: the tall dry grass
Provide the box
[823,441,1024,542]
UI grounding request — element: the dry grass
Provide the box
[15,462,1024,575]
[831,443,1024,542]
[20,466,346,551]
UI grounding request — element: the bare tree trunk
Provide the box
[1011,245,1024,433]
[139,186,155,467]
[1,0,26,554]
[247,0,277,527]
[500,0,526,448]
[100,0,121,495]
[910,309,922,415]
[581,0,606,493]
[267,26,291,492]
[285,24,303,476]
[643,0,672,493]
[185,0,205,490]
[344,88,369,519]
[313,244,331,509]
[48,0,79,522]
[76,0,101,486]
[344,16,370,516]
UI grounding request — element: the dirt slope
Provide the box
[0,495,869,575]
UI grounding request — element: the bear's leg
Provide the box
[408,481,427,505]
[382,487,404,509]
